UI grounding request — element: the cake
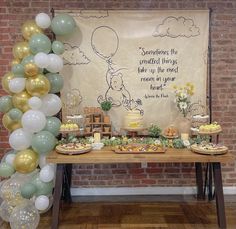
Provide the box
[124,110,144,129]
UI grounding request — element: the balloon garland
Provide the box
[0,12,76,228]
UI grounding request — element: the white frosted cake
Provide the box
[124,110,144,129]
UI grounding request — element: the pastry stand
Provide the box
[122,127,146,138]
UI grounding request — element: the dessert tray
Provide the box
[56,143,92,155]
[114,144,166,154]
[191,143,228,155]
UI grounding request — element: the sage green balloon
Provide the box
[12,64,25,77]
[29,33,51,54]
[46,73,64,93]
[21,55,34,66]
[20,183,37,199]
[0,96,13,113]
[52,40,65,55]
[31,175,53,196]
[51,14,76,36]
[43,117,61,136]
[8,108,23,121]
[31,131,56,154]
[0,162,15,177]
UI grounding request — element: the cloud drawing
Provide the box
[153,16,200,38]
[62,43,91,65]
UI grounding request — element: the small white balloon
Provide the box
[28,96,42,110]
[39,155,46,168]
[39,164,55,182]
[9,128,32,151]
[9,78,26,93]
[35,195,49,211]
[40,94,62,116]
[34,52,49,68]
[5,154,16,166]
[35,13,51,29]
[21,110,46,133]
[46,54,63,73]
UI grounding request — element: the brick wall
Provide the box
[0,0,236,188]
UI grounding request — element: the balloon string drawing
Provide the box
[0,12,76,228]
[91,26,144,115]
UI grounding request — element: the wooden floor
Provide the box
[1,195,236,229]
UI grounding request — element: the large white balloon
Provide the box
[5,154,16,166]
[28,97,42,110]
[39,164,55,182]
[34,52,49,68]
[35,195,49,211]
[40,94,62,116]
[21,110,46,133]
[46,54,63,73]
[9,78,26,93]
[9,128,32,151]
[35,13,51,29]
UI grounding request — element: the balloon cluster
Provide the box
[0,12,76,228]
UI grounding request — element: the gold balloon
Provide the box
[2,113,22,132]
[26,74,50,96]
[12,91,31,112]
[14,149,39,174]
[11,59,20,66]
[13,41,31,60]
[24,62,39,77]
[21,20,43,40]
[1,72,14,94]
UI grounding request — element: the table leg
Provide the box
[213,162,227,229]
[195,163,204,200]
[63,164,72,203]
[208,163,214,201]
[52,164,64,229]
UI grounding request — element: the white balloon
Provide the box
[5,154,16,166]
[35,13,51,29]
[21,110,46,133]
[39,164,55,182]
[40,94,62,116]
[46,54,63,73]
[35,195,49,211]
[34,52,49,68]
[28,97,42,110]
[9,128,32,151]
[9,78,26,93]
[38,155,46,168]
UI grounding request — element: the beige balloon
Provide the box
[14,149,39,174]
[24,63,39,77]
[21,20,43,40]
[13,41,31,60]
[1,72,14,94]
[12,91,31,112]
[2,113,22,132]
[26,74,50,97]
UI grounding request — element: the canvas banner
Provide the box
[57,10,209,132]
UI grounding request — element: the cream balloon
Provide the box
[34,52,49,68]
[35,195,49,211]
[5,154,16,166]
[9,128,32,151]
[28,96,42,110]
[35,13,51,29]
[21,110,46,133]
[39,164,55,182]
[46,54,63,73]
[9,78,26,93]
[40,94,62,116]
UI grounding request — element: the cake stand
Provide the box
[123,127,146,138]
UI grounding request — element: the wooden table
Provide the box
[47,148,234,229]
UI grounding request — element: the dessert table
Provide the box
[46,147,234,229]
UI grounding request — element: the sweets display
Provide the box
[191,142,228,155]
[115,144,165,154]
[199,122,222,133]
[56,143,92,155]
[123,110,144,129]
[163,126,178,138]
[60,123,79,131]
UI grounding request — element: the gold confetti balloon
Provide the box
[11,59,21,66]
[26,74,50,97]
[12,41,31,60]
[12,91,31,112]
[24,63,39,77]
[1,72,14,94]
[2,113,22,132]
[21,20,43,40]
[14,149,39,174]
